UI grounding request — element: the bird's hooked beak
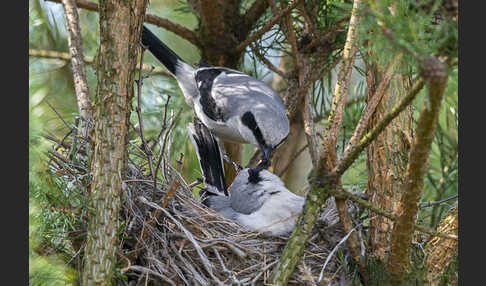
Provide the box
[258,145,273,169]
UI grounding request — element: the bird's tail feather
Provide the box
[142,25,185,75]
[188,118,228,197]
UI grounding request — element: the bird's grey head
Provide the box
[239,111,289,165]
[232,167,286,188]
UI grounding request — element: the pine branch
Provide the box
[387,56,448,281]
[29,49,171,76]
[61,0,93,127]
[334,78,425,177]
[341,54,402,161]
[235,0,302,53]
[45,0,199,46]
[326,0,362,167]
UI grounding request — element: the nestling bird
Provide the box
[188,118,304,236]
[142,25,290,167]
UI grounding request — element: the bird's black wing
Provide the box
[195,67,243,122]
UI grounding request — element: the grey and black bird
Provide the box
[188,118,304,236]
[142,26,290,167]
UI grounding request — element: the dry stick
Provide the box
[135,47,156,201]
[341,54,402,160]
[46,0,199,46]
[388,56,449,281]
[29,49,171,76]
[61,0,92,132]
[153,109,183,188]
[334,78,425,177]
[235,0,302,53]
[150,95,172,151]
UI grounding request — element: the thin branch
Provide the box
[327,188,458,240]
[326,0,363,167]
[420,194,458,209]
[235,0,302,53]
[341,54,402,160]
[244,0,269,32]
[334,78,425,177]
[135,47,156,201]
[46,0,199,46]
[29,49,171,76]
[250,43,287,79]
[388,56,449,280]
[61,0,92,126]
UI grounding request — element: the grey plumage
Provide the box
[188,120,304,236]
[142,26,290,165]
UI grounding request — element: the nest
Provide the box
[45,118,366,286]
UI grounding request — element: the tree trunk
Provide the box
[81,1,148,285]
[365,59,413,261]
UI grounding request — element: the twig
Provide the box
[420,194,458,209]
[318,220,366,282]
[341,54,401,161]
[135,47,157,201]
[250,43,287,79]
[46,0,199,46]
[29,49,171,76]
[61,0,93,128]
[153,109,183,187]
[334,78,425,176]
[327,188,458,240]
[235,0,302,53]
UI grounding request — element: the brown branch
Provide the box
[29,48,171,76]
[341,54,402,160]
[244,0,269,31]
[61,0,93,126]
[46,0,199,46]
[387,56,448,281]
[250,43,287,79]
[235,0,302,53]
[278,0,300,72]
[333,78,425,177]
[326,0,362,167]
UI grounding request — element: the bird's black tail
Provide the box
[141,25,184,75]
[188,118,228,197]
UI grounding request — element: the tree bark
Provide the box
[81,0,148,285]
[365,59,413,261]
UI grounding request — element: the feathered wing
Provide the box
[187,118,228,197]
